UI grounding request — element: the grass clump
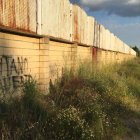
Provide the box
[1,58,140,140]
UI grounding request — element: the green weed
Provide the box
[1,58,140,140]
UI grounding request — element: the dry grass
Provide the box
[0,58,140,140]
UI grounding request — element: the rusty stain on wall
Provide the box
[0,31,136,93]
[0,0,136,56]
[73,5,79,41]
[0,55,31,92]
[0,0,36,33]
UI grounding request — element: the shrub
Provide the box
[1,58,140,139]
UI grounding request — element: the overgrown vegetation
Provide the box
[0,58,140,140]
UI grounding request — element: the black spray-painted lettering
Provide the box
[0,55,31,93]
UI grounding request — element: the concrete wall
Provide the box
[0,0,136,56]
[0,0,137,93]
[0,32,39,93]
[42,0,72,41]
[0,32,92,93]
[0,0,37,33]
[93,21,100,48]
[0,32,136,93]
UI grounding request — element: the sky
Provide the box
[70,0,140,48]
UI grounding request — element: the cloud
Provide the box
[70,0,140,17]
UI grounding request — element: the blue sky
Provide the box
[70,0,140,48]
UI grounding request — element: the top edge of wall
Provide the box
[0,0,136,55]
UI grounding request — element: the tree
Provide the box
[132,46,140,57]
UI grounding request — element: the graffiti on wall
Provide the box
[0,55,31,93]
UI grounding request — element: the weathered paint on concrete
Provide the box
[93,20,100,48]
[105,29,110,50]
[0,0,136,56]
[87,17,95,46]
[72,5,90,45]
[110,33,115,51]
[0,31,136,93]
[0,0,37,33]
[42,0,72,41]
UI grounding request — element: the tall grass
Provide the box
[0,58,140,140]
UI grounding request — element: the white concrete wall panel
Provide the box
[126,45,130,54]
[101,26,107,50]
[0,0,37,33]
[99,25,103,49]
[117,37,121,52]
[28,0,37,32]
[72,5,79,42]
[119,39,122,53]
[117,38,121,53]
[0,0,136,56]
[122,42,125,53]
[93,21,100,48]
[87,17,95,46]
[110,33,115,51]
[121,41,124,53]
[42,0,72,41]
[42,0,58,37]
[99,25,107,50]
[80,7,88,45]
[72,5,89,45]
[58,0,72,40]
[114,36,118,52]
[108,30,111,51]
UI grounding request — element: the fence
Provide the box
[0,0,136,93]
[0,32,135,93]
[0,0,136,55]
